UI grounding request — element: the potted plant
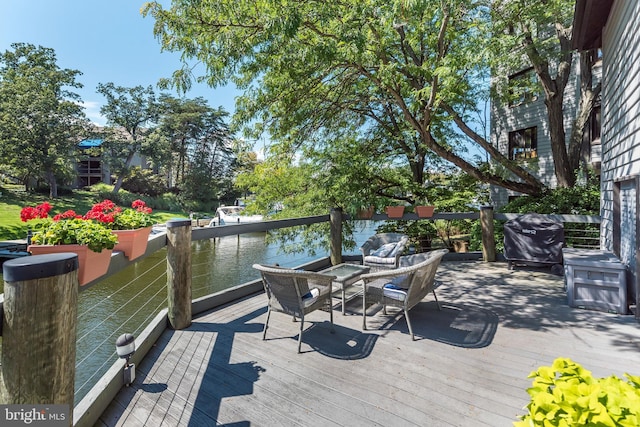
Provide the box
[21,203,118,286]
[356,206,375,219]
[85,199,156,260]
[414,205,435,218]
[385,205,405,218]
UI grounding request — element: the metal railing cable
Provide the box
[76,271,167,353]
[74,273,168,397]
[76,255,166,320]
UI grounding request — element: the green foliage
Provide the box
[0,185,185,241]
[0,43,89,197]
[143,0,548,196]
[469,182,600,251]
[515,358,640,427]
[504,185,600,216]
[96,83,161,193]
[122,167,167,197]
[30,218,118,253]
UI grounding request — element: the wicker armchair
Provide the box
[359,233,410,270]
[361,249,448,340]
[253,264,336,353]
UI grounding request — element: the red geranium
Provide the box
[53,210,82,221]
[132,199,152,214]
[84,199,121,224]
[20,202,52,222]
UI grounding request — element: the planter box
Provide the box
[113,226,152,260]
[385,206,405,218]
[28,244,112,286]
[415,205,435,218]
[562,248,628,314]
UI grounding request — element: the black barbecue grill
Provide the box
[503,213,565,270]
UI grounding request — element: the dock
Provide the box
[96,261,640,426]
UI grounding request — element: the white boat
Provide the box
[208,206,264,226]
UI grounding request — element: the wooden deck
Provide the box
[97,261,640,427]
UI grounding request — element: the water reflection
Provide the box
[2,221,380,404]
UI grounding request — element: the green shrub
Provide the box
[122,167,167,197]
[515,358,640,427]
[469,183,600,251]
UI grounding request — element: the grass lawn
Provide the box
[0,185,186,241]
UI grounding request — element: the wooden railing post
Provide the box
[480,206,496,262]
[166,219,192,330]
[330,208,343,265]
[1,253,78,422]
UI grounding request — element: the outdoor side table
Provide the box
[319,263,370,314]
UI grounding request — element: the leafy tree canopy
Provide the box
[97,82,162,193]
[0,43,89,197]
[143,0,555,207]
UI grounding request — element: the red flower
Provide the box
[20,202,53,222]
[53,210,82,221]
[83,199,123,224]
[132,199,152,214]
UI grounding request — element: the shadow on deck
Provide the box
[97,261,640,427]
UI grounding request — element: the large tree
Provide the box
[490,0,600,188]
[97,83,161,193]
[143,0,591,205]
[0,43,89,197]
[154,95,237,203]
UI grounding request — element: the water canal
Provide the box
[2,222,379,403]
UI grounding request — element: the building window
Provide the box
[508,127,537,160]
[508,68,537,106]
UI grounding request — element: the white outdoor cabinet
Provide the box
[563,248,628,315]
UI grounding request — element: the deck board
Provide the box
[98,261,640,427]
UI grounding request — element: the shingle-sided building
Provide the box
[573,0,639,314]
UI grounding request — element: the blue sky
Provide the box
[0,0,239,126]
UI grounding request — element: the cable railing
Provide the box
[0,211,602,423]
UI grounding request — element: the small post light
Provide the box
[116,333,136,386]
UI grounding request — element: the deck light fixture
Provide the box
[116,333,136,386]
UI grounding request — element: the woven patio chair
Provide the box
[361,249,448,340]
[253,264,336,353]
[359,233,409,270]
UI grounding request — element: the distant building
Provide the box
[76,139,110,187]
[75,138,150,188]
[490,39,602,207]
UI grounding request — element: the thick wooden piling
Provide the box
[480,206,496,262]
[1,253,78,422]
[330,208,343,265]
[166,219,192,329]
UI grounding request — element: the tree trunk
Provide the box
[46,168,58,198]
[112,151,136,193]
[568,51,601,174]
[545,94,574,188]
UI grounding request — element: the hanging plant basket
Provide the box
[415,205,435,218]
[385,206,405,218]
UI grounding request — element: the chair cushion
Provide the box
[383,283,408,301]
[301,287,320,307]
[370,242,397,257]
[364,255,399,265]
